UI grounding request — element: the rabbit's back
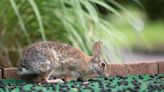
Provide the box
[20,41,86,74]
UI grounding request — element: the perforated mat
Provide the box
[0,74,163,92]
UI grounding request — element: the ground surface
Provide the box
[0,74,164,92]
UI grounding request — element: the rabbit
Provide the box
[17,41,108,83]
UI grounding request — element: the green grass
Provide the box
[142,21,164,45]
[106,5,164,49]
[115,21,164,49]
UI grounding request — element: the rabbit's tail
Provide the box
[17,67,35,75]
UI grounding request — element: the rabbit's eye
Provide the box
[100,62,105,67]
[102,63,105,66]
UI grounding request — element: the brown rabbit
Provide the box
[17,41,108,83]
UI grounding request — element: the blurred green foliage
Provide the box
[116,0,164,20]
[0,0,130,67]
[118,21,164,47]
[140,0,164,20]
[0,0,163,68]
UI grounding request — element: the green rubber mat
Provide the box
[0,74,164,92]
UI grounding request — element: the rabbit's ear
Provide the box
[93,41,102,56]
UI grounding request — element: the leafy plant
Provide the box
[0,0,137,67]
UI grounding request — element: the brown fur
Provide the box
[17,41,107,83]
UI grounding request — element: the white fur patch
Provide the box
[18,68,32,75]
[45,59,51,70]
[46,59,51,64]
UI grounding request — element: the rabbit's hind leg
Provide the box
[45,70,64,83]
[45,78,64,83]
